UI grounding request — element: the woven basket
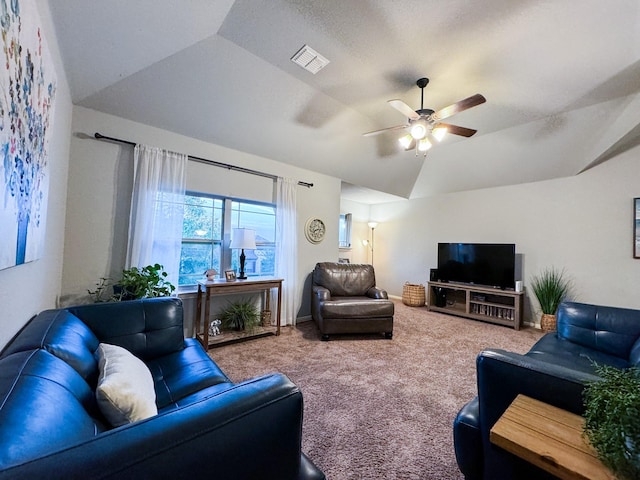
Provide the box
[540,313,557,332]
[402,282,425,307]
[261,310,272,327]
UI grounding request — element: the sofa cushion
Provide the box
[96,343,158,427]
[0,309,100,385]
[318,297,394,319]
[68,297,185,361]
[313,263,376,297]
[0,350,106,469]
[526,335,630,374]
[147,338,232,410]
[557,302,640,360]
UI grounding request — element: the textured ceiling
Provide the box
[47,0,640,202]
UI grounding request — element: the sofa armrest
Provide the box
[477,349,599,433]
[312,285,331,301]
[311,286,330,322]
[0,373,313,480]
[474,349,601,480]
[366,287,388,299]
[453,397,483,480]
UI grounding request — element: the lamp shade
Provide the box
[231,228,257,250]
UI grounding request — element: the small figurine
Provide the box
[209,319,222,336]
[204,268,218,281]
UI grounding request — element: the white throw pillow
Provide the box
[96,343,157,427]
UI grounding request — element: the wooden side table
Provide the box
[490,394,614,480]
[195,277,283,351]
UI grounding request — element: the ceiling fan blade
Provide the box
[362,124,408,137]
[429,94,486,122]
[436,123,478,137]
[388,99,420,120]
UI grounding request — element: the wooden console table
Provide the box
[427,281,523,330]
[195,277,283,351]
[490,394,614,480]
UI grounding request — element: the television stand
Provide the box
[427,281,524,330]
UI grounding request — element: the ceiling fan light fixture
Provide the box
[410,121,428,140]
[418,138,432,152]
[398,133,413,149]
[432,126,447,142]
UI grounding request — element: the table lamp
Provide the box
[231,228,256,279]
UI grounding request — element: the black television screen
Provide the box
[437,243,515,289]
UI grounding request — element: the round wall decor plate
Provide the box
[305,217,326,244]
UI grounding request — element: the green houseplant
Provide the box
[115,263,175,300]
[88,264,175,302]
[530,267,570,331]
[583,364,640,479]
[220,300,260,331]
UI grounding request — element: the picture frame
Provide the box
[225,269,237,282]
[634,198,640,258]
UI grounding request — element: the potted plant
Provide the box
[583,364,640,479]
[115,263,175,300]
[220,300,260,331]
[530,266,570,331]
[89,264,175,302]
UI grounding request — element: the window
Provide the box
[179,192,276,285]
[339,213,352,248]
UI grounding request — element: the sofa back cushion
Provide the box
[0,350,107,469]
[1,309,100,385]
[312,262,375,297]
[68,297,185,361]
[557,302,640,360]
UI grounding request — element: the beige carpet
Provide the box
[210,300,543,479]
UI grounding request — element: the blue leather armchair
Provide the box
[0,298,325,480]
[453,301,640,479]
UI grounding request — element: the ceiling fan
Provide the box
[363,77,486,156]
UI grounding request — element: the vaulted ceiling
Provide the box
[47,1,640,203]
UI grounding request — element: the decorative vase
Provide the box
[540,313,557,332]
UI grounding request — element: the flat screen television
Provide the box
[437,243,515,290]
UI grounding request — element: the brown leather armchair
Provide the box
[311,262,394,341]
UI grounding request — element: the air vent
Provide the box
[290,44,329,74]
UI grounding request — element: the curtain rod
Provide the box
[93,132,313,188]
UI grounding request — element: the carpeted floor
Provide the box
[209,300,544,479]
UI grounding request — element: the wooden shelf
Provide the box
[197,325,278,348]
[428,281,524,330]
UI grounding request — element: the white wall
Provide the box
[62,106,340,327]
[370,145,640,325]
[0,2,72,348]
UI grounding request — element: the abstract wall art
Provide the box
[0,0,57,270]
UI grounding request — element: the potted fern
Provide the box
[220,300,260,331]
[530,266,570,331]
[583,365,640,479]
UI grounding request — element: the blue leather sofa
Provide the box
[0,297,325,480]
[453,301,640,479]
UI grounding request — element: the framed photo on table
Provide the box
[634,198,640,258]
[225,269,237,282]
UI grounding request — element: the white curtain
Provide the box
[126,144,187,289]
[275,177,299,326]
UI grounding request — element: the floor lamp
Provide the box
[231,228,256,279]
[363,221,378,265]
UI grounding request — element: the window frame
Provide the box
[179,191,276,287]
[339,213,352,249]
